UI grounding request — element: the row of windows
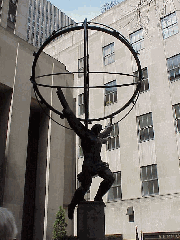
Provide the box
[108,165,159,201]
[78,50,180,118]
[77,12,179,73]
[78,103,180,158]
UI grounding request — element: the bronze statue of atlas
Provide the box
[30,19,142,219]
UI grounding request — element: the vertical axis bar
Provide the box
[83,18,89,129]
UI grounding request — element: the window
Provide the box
[172,103,180,133]
[167,54,180,82]
[78,57,84,78]
[7,0,18,29]
[78,56,89,78]
[134,68,149,93]
[108,171,121,201]
[107,122,120,150]
[78,93,85,116]
[104,80,117,106]
[161,12,178,39]
[130,29,144,52]
[78,137,83,158]
[141,164,159,196]
[103,42,115,66]
[137,112,154,142]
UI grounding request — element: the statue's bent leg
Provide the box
[94,168,115,202]
[68,166,92,219]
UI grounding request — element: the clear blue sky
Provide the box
[49,0,111,22]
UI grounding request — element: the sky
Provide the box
[48,0,111,22]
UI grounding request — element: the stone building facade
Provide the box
[0,0,76,47]
[45,0,180,239]
[0,17,75,240]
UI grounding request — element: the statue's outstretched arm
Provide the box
[56,87,87,138]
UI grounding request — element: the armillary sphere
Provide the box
[30,19,142,129]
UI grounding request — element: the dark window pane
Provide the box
[138,116,143,128]
[78,94,82,105]
[111,126,115,136]
[114,90,117,102]
[141,167,147,181]
[144,128,149,141]
[111,137,115,149]
[108,188,114,201]
[110,92,113,104]
[152,165,157,179]
[177,119,180,132]
[112,173,116,187]
[153,179,159,194]
[175,105,180,118]
[116,136,120,148]
[107,138,111,150]
[117,172,121,185]
[147,165,152,180]
[115,123,119,135]
[140,129,144,142]
[143,68,148,79]
[140,81,144,92]
[149,180,153,195]
[149,127,154,140]
[144,79,149,91]
[105,94,110,106]
[113,187,117,199]
[147,113,153,126]
[143,181,148,196]
[80,105,84,115]
[169,69,175,81]
[117,186,121,199]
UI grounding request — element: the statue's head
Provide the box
[91,124,102,136]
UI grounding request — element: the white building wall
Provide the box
[45,0,180,238]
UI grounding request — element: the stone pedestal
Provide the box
[77,201,105,240]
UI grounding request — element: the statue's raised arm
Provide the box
[56,87,87,138]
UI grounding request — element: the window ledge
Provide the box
[139,138,154,143]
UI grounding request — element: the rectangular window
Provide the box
[78,93,85,116]
[137,112,154,143]
[172,103,180,133]
[107,122,120,150]
[141,164,159,196]
[108,171,121,201]
[103,42,115,66]
[78,56,89,78]
[167,54,180,82]
[78,57,84,78]
[161,12,179,39]
[104,80,117,106]
[7,0,18,29]
[130,29,144,52]
[134,68,149,93]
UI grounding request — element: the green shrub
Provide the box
[52,206,67,240]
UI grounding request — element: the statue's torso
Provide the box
[81,133,102,164]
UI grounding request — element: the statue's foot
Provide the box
[68,204,74,220]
